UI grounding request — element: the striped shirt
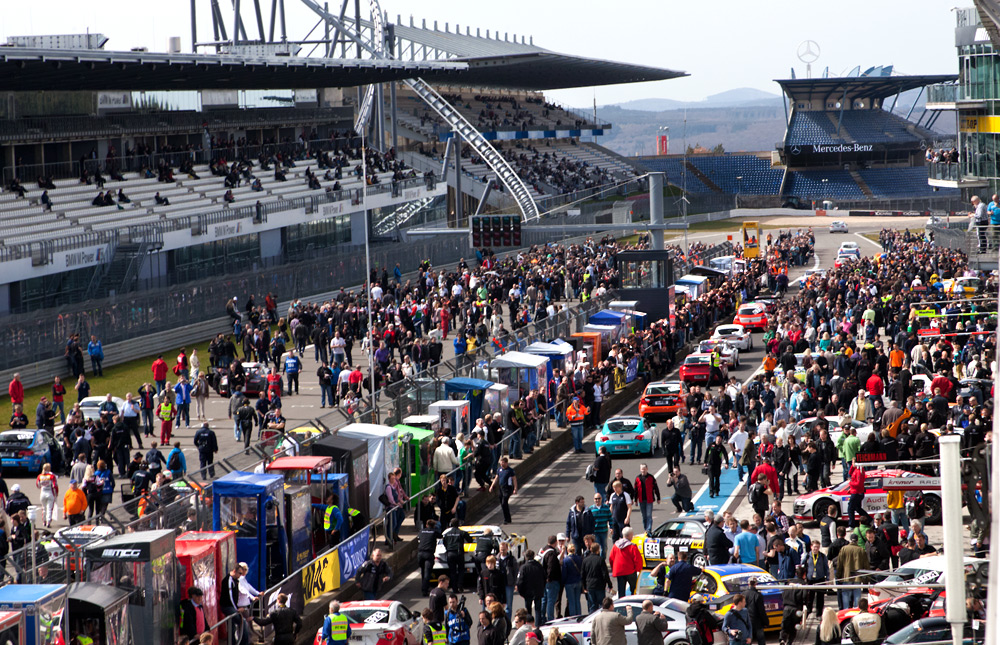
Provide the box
[589,503,612,533]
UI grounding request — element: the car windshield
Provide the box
[739,306,762,315]
[605,419,643,433]
[685,355,710,365]
[0,432,34,446]
[882,567,939,584]
[723,573,777,592]
[647,384,680,395]
[343,608,392,624]
[884,622,948,645]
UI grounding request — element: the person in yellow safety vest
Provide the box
[566,397,590,453]
[421,608,447,645]
[155,398,177,444]
[322,493,345,546]
[710,348,724,384]
[322,600,352,645]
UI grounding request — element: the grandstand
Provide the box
[637,154,782,195]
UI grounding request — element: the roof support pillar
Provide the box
[649,172,664,251]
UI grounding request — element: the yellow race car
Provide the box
[632,516,708,568]
[692,564,784,632]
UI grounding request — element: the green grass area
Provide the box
[4,337,218,426]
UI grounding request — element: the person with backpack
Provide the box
[194,423,219,477]
[704,436,728,498]
[748,474,770,519]
[167,441,187,480]
[516,550,545,629]
[236,398,256,449]
[685,595,720,645]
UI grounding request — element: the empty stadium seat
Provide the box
[784,170,866,200]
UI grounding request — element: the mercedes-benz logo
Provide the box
[790,146,801,155]
[797,40,821,64]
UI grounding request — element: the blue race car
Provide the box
[595,416,659,456]
[692,564,784,632]
[0,429,58,474]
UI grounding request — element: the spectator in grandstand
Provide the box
[154,191,170,206]
[40,190,52,211]
[223,189,236,204]
[117,188,130,204]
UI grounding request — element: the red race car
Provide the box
[679,353,728,385]
[313,601,424,645]
[638,381,685,420]
[733,303,768,331]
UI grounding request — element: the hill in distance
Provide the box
[603,87,783,112]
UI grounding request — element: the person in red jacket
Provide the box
[151,355,169,394]
[865,374,884,412]
[930,370,953,401]
[633,464,661,534]
[750,459,780,501]
[609,526,643,598]
[846,462,870,528]
[7,373,23,406]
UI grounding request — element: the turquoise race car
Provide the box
[595,416,659,456]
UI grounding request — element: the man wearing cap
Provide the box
[566,397,589,453]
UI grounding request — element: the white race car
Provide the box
[698,339,740,368]
[311,600,423,645]
[829,221,849,233]
[79,396,127,422]
[711,324,753,351]
[796,269,827,289]
[540,596,692,645]
[788,416,874,445]
[838,241,861,255]
[868,555,988,603]
[792,469,942,524]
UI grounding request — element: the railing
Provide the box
[2,135,364,185]
[926,83,960,104]
[928,163,961,182]
[957,6,981,28]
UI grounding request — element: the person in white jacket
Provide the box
[237,562,260,611]
[433,437,459,480]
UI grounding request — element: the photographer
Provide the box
[721,595,751,645]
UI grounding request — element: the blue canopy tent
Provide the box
[444,377,494,423]
[212,472,287,592]
[523,341,575,413]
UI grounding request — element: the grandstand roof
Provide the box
[0,48,466,92]
[775,74,957,102]
[365,18,688,90]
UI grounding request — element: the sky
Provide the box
[0,0,961,107]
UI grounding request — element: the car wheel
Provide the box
[923,494,942,524]
[692,553,708,568]
[812,499,832,522]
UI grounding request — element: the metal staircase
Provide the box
[403,78,539,220]
[297,0,539,221]
[373,196,434,236]
[83,234,120,300]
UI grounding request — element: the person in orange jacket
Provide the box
[566,397,590,453]
[63,479,88,526]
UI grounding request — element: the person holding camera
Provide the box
[722,594,751,645]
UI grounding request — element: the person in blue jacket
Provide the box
[166,441,187,480]
[284,350,302,395]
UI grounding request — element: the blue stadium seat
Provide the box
[858,167,960,198]
[637,158,715,193]
[786,112,839,146]
[688,155,783,195]
[784,170,866,200]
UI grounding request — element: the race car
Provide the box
[638,381,684,420]
[796,269,827,290]
[540,595,691,645]
[595,416,659,456]
[788,416,874,445]
[836,589,942,641]
[868,555,988,603]
[829,221,849,233]
[79,395,127,422]
[692,565,784,632]
[941,276,981,299]
[838,241,861,257]
[775,353,808,384]
[0,429,59,474]
[632,516,708,568]
[733,303,768,331]
[834,251,859,269]
[312,600,423,645]
[679,353,728,385]
[881,617,984,645]
[41,524,116,572]
[792,469,943,524]
[698,339,740,368]
[432,525,526,576]
[215,361,281,397]
[711,324,753,351]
